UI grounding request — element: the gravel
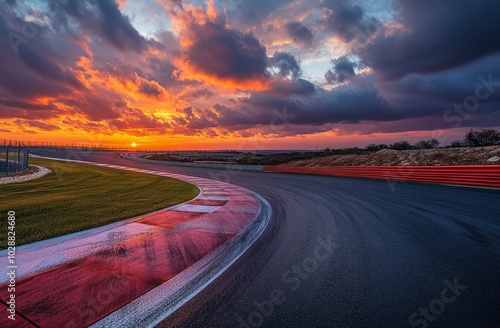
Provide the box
[0,165,52,185]
[281,146,500,167]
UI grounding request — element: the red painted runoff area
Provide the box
[0,162,260,327]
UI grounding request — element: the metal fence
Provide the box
[0,146,29,176]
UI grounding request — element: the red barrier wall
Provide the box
[263,165,500,188]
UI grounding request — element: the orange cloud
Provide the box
[162,0,273,92]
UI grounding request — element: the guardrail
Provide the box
[263,165,500,188]
[119,153,264,172]
[0,146,29,175]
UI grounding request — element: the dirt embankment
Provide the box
[280,146,500,167]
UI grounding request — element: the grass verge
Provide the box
[0,158,199,248]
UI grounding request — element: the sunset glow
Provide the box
[1,0,499,150]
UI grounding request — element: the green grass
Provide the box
[0,158,199,248]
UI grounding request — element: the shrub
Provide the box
[415,138,440,149]
[450,140,465,148]
[389,140,413,150]
[465,129,500,147]
[365,144,389,151]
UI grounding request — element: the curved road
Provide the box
[35,150,500,327]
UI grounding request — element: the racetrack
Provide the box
[33,150,500,328]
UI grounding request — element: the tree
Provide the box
[465,129,500,147]
[365,144,389,151]
[415,138,440,149]
[450,140,465,148]
[389,140,413,150]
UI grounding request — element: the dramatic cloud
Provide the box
[172,51,500,136]
[358,0,500,80]
[1,0,500,148]
[325,56,357,84]
[185,21,268,80]
[166,1,270,90]
[269,52,301,80]
[285,21,313,46]
[320,0,380,43]
[138,78,168,98]
[60,0,147,52]
[15,119,61,131]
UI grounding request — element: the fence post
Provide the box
[6,146,9,176]
[17,146,21,174]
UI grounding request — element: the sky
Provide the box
[1,0,500,150]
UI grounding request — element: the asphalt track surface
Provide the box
[34,150,500,328]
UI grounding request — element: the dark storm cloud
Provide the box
[108,107,170,131]
[0,98,58,111]
[320,0,380,42]
[0,62,73,99]
[185,19,268,80]
[374,53,500,116]
[59,0,147,52]
[139,79,164,98]
[174,83,391,130]
[15,119,61,131]
[0,96,60,119]
[2,0,500,138]
[60,94,120,121]
[0,4,85,118]
[285,21,313,46]
[358,0,500,80]
[173,51,500,134]
[175,84,456,133]
[325,56,357,84]
[151,30,180,54]
[269,78,316,96]
[174,5,307,84]
[269,52,301,80]
[242,83,397,126]
[185,88,214,99]
[139,55,179,88]
[0,0,172,125]
[17,45,83,90]
[0,99,60,119]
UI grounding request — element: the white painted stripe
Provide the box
[201,193,228,197]
[27,155,267,328]
[172,204,219,213]
[198,196,229,201]
[91,191,271,328]
[0,222,159,284]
